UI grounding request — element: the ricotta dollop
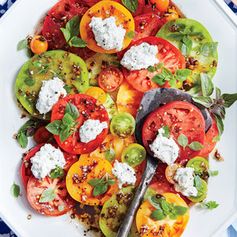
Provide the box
[89,16,126,51]
[149,128,179,165]
[174,167,198,197]
[79,119,108,143]
[112,160,136,189]
[120,42,159,71]
[36,77,67,114]
[30,144,66,179]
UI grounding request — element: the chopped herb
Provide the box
[208,170,219,177]
[188,141,204,151]
[177,134,188,148]
[200,201,219,210]
[11,183,20,198]
[69,36,87,48]
[105,148,116,162]
[50,166,65,179]
[39,188,56,203]
[65,102,80,120]
[162,126,170,138]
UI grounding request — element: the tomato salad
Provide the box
[14,0,237,236]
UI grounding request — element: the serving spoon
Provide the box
[116,88,212,237]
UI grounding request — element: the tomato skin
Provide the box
[51,94,109,154]
[142,101,205,163]
[150,0,170,12]
[98,67,124,92]
[33,126,53,144]
[30,35,48,54]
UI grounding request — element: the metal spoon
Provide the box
[116,88,212,237]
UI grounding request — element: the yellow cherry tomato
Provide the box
[30,35,48,54]
[85,86,107,104]
[150,0,170,12]
[165,7,180,22]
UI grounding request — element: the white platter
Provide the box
[0,0,236,236]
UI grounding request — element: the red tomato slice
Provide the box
[27,176,74,216]
[34,126,53,144]
[133,13,165,41]
[198,117,218,157]
[121,37,185,92]
[98,66,124,92]
[51,94,109,154]
[20,144,78,190]
[142,101,205,163]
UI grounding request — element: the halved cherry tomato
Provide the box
[165,6,180,22]
[33,126,53,144]
[80,1,135,54]
[150,0,170,12]
[27,176,74,216]
[85,86,107,104]
[142,101,205,163]
[116,81,143,117]
[198,117,218,157]
[98,67,124,92]
[66,156,118,206]
[30,35,48,54]
[136,193,189,237]
[165,163,180,184]
[120,37,185,92]
[51,94,109,154]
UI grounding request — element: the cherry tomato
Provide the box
[33,126,53,144]
[85,87,107,104]
[150,0,170,12]
[30,35,48,54]
[98,67,124,93]
[142,101,206,163]
[27,176,74,216]
[165,6,180,22]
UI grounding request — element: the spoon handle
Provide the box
[116,157,158,237]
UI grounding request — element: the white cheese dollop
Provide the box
[79,119,108,143]
[36,77,67,114]
[174,167,198,197]
[112,160,136,189]
[149,128,179,165]
[30,144,66,179]
[120,42,159,71]
[89,16,126,51]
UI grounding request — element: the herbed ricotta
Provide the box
[112,160,136,189]
[30,144,66,179]
[89,16,126,51]
[36,77,67,114]
[174,167,198,197]
[149,128,179,165]
[120,42,159,71]
[79,119,108,143]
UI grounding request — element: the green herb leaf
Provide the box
[62,113,75,126]
[88,178,102,186]
[200,42,218,57]
[46,120,62,135]
[122,0,138,13]
[105,148,116,162]
[174,206,188,216]
[216,87,222,100]
[194,175,202,189]
[152,68,173,86]
[160,199,171,215]
[39,188,56,203]
[69,36,87,48]
[200,73,214,97]
[50,166,65,179]
[65,103,79,120]
[162,126,170,138]
[126,31,135,39]
[175,69,191,82]
[177,134,188,148]
[93,184,108,196]
[66,15,80,37]
[214,115,224,136]
[24,78,35,86]
[59,126,73,142]
[188,141,204,151]
[150,209,166,221]
[17,131,28,148]
[17,38,28,51]
[11,183,20,198]
[201,201,219,210]
[64,85,73,94]
[192,96,213,108]
[181,35,192,56]
[149,195,164,209]
[60,28,71,42]
[222,93,237,108]
[208,170,219,177]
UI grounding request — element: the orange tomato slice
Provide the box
[136,193,189,237]
[80,0,135,54]
[85,86,107,104]
[66,156,118,206]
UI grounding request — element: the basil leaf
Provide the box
[194,175,202,189]
[152,74,166,86]
[69,36,87,48]
[162,126,170,138]
[24,78,35,86]
[200,73,214,97]
[126,31,135,39]
[177,134,188,148]
[88,178,102,187]
[50,166,65,179]
[122,0,138,13]
[59,126,73,142]
[208,170,219,177]
[200,42,218,57]
[192,96,213,108]
[93,184,108,196]
[150,209,166,221]
[66,16,80,37]
[11,183,20,198]
[17,131,28,148]
[62,113,75,126]
[174,206,188,216]
[214,115,224,136]
[216,87,222,100]
[65,103,79,120]
[149,196,163,209]
[105,148,116,162]
[222,93,237,108]
[64,85,73,94]
[107,179,116,185]
[60,28,71,42]
[17,38,28,51]
[188,141,204,151]
[39,188,56,203]
[175,69,191,82]
[160,199,171,215]
[181,36,192,55]
[147,66,156,73]
[167,33,184,41]
[201,201,219,210]
[46,120,62,135]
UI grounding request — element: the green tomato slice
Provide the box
[99,186,135,237]
[157,18,218,82]
[122,143,146,167]
[15,50,89,119]
[186,156,209,176]
[188,178,207,203]
[110,112,135,138]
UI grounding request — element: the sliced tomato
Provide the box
[27,176,74,216]
[51,94,109,154]
[198,117,218,157]
[98,66,124,92]
[121,37,185,92]
[142,101,205,163]
[133,13,165,41]
[33,126,53,144]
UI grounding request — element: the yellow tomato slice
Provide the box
[85,86,107,104]
[80,0,135,54]
[117,81,143,117]
[136,193,189,237]
[66,156,118,206]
